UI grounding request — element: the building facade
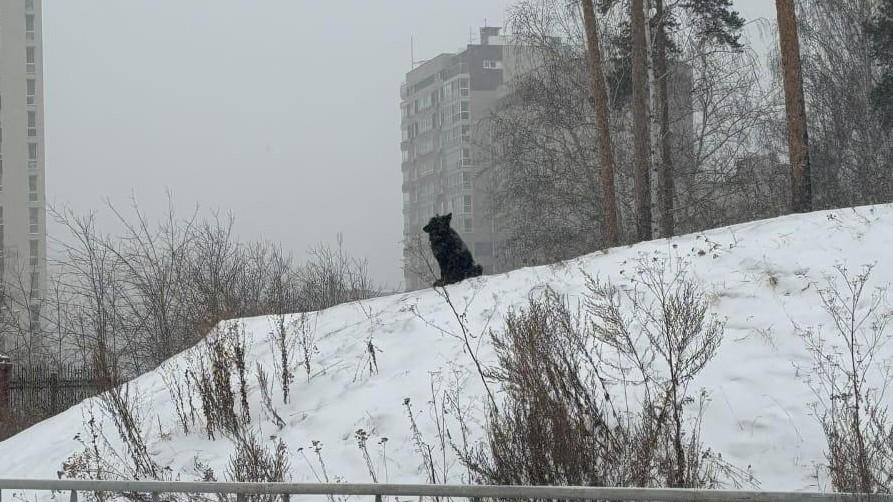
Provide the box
[0,0,48,349]
[400,27,507,290]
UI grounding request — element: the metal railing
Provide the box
[0,479,891,502]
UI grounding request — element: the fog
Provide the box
[42,0,773,290]
[42,1,513,290]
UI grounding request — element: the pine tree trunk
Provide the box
[581,0,620,247]
[655,0,675,236]
[776,0,812,213]
[631,0,653,241]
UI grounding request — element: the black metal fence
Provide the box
[0,362,101,439]
[8,363,99,417]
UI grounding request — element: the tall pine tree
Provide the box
[582,0,621,247]
[776,0,812,213]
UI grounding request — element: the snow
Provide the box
[3,204,893,495]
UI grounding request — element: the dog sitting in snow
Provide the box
[422,213,483,287]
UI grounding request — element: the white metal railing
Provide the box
[0,479,890,502]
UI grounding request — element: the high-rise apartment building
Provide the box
[400,27,507,290]
[0,0,48,349]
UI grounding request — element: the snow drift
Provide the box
[3,204,893,494]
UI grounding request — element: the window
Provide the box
[29,239,38,266]
[25,14,35,40]
[28,142,38,169]
[416,137,434,156]
[482,60,503,70]
[459,78,469,97]
[463,171,472,190]
[26,46,36,73]
[29,175,39,202]
[462,148,472,167]
[26,0,34,11]
[463,217,473,233]
[29,207,39,235]
[418,159,435,176]
[419,114,434,133]
[27,110,37,136]
[464,195,472,214]
[30,305,40,327]
[26,78,36,105]
[460,101,469,120]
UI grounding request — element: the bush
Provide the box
[798,265,893,492]
[463,260,751,489]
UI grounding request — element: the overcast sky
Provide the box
[41,0,775,290]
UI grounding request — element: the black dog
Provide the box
[423,213,483,287]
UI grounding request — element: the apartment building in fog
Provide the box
[0,0,48,348]
[400,27,507,290]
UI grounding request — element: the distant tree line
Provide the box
[0,199,380,380]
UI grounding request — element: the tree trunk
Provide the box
[776,0,813,213]
[654,0,675,237]
[631,0,653,241]
[581,0,620,247]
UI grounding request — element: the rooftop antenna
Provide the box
[410,35,415,68]
[469,26,473,44]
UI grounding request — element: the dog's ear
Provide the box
[444,213,452,224]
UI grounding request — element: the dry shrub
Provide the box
[798,264,893,492]
[463,259,752,490]
[190,322,250,440]
[225,430,290,502]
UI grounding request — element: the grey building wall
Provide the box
[0,0,49,351]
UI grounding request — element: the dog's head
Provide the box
[422,213,452,234]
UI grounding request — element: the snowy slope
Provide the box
[3,205,893,494]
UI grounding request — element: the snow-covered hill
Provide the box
[4,205,893,494]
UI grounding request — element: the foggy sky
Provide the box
[42,0,774,290]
